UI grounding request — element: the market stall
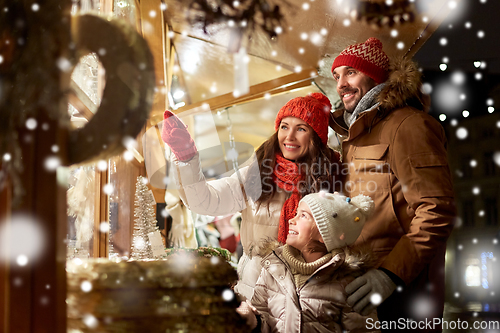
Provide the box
[0,0,455,331]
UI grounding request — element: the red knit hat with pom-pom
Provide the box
[274,92,331,145]
[331,37,390,84]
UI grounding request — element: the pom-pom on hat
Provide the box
[331,37,390,84]
[274,92,331,145]
[300,192,375,252]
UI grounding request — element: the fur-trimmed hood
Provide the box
[256,238,378,276]
[377,56,428,113]
[330,56,429,135]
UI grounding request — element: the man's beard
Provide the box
[341,90,359,113]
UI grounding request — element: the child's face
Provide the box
[286,201,323,252]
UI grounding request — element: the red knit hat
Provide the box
[331,37,390,84]
[274,93,331,145]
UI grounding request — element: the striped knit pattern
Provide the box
[282,245,333,289]
[331,37,390,84]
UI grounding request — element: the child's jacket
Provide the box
[251,242,379,333]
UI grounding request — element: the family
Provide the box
[161,38,456,332]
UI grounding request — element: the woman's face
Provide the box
[277,116,312,160]
[286,201,323,252]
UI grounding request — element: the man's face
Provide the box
[332,66,378,113]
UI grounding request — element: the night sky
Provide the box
[414,0,500,120]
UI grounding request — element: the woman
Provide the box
[162,92,340,300]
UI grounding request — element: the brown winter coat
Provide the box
[251,242,379,333]
[329,58,456,316]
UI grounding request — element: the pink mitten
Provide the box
[161,110,198,161]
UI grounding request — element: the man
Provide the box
[329,37,456,332]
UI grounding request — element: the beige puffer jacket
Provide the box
[251,242,379,333]
[171,153,288,300]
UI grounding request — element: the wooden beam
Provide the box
[150,69,316,121]
[0,177,11,332]
[226,80,312,108]
[165,24,175,98]
[406,0,460,58]
[70,79,98,115]
[140,0,167,115]
[95,170,108,258]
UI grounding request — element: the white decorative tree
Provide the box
[130,176,159,259]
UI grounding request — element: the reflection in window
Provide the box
[481,252,495,289]
[462,200,475,227]
[484,151,497,177]
[67,166,97,259]
[460,155,474,178]
[485,197,498,226]
[465,260,481,287]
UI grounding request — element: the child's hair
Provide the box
[301,223,328,255]
[303,239,328,255]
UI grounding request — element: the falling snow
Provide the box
[0,214,46,265]
[44,156,61,171]
[103,183,114,195]
[370,293,382,305]
[81,281,93,292]
[472,186,480,195]
[26,118,37,130]
[493,152,500,167]
[456,127,468,139]
[222,288,235,301]
[123,150,134,161]
[410,296,436,320]
[99,222,110,233]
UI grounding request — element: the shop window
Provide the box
[485,197,498,226]
[462,200,475,227]
[67,166,99,259]
[484,151,498,177]
[461,155,474,178]
[465,258,481,287]
[481,252,495,290]
[481,127,495,139]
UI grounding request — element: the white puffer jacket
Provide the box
[252,243,379,333]
[171,153,288,300]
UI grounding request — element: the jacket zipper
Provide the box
[273,251,303,331]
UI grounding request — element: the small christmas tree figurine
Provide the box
[130,176,160,259]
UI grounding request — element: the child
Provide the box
[237,192,379,332]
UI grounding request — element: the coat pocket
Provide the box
[352,144,390,172]
[348,144,390,194]
[408,152,454,197]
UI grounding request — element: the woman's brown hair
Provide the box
[253,126,339,204]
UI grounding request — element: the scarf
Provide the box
[282,245,333,289]
[273,153,303,243]
[343,82,387,128]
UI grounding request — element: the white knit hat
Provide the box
[300,192,375,252]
